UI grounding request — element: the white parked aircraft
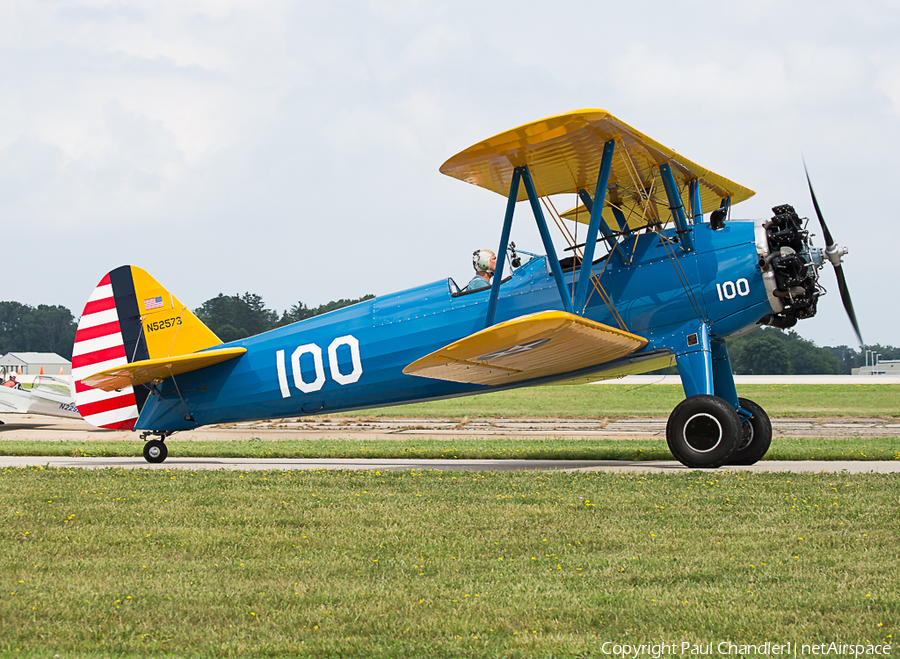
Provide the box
[0,375,81,422]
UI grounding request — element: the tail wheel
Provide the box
[143,439,168,464]
[728,398,772,466]
[666,395,741,468]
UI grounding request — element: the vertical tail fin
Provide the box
[72,265,221,430]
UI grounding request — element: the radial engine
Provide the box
[755,204,825,329]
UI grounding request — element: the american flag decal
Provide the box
[144,296,164,311]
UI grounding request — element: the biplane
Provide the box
[71,109,859,468]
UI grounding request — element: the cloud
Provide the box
[1,0,897,347]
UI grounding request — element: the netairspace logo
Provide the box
[599,642,893,658]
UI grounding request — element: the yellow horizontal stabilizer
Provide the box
[440,109,754,232]
[81,347,247,392]
[403,311,647,386]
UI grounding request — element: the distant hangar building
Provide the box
[0,352,71,378]
[852,359,900,376]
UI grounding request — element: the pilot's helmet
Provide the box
[472,249,496,274]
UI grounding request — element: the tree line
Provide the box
[192,293,375,343]
[0,302,77,360]
[725,328,899,375]
[0,296,894,374]
[0,293,373,360]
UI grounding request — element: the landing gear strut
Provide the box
[141,431,172,464]
[670,326,775,469]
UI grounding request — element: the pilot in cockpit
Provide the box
[467,249,496,291]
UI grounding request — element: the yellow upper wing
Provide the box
[403,311,647,386]
[81,347,247,392]
[440,109,754,232]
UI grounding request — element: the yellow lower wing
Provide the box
[81,347,247,392]
[403,311,647,386]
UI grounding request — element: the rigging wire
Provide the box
[166,307,188,358]
[530,169,628,331]
[656,227,706,321]
[167,364,194,421]
[131,316,148,362]
[650,207,707,323]
[613,139,707,325]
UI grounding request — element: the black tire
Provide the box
[728,398,772,466]
[143,439,168,464]
[666,395,741,468]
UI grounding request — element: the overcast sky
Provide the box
[3,0,898,349]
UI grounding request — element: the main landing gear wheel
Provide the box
[143,439,168,464]
[666,395,741,468]
[728,398,772,466]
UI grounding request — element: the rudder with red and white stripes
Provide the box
[72,271,143,429]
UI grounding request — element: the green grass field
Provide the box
[2,467,897,658]
[1,384,897,657]
[336,384,900,419]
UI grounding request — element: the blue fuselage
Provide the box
[137,221,772,431]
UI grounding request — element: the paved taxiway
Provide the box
[1,455,899,473]
[1,415,897,474]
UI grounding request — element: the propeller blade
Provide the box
[803,160,835,247]
[834,264,864,349]
[804,160,863,348]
